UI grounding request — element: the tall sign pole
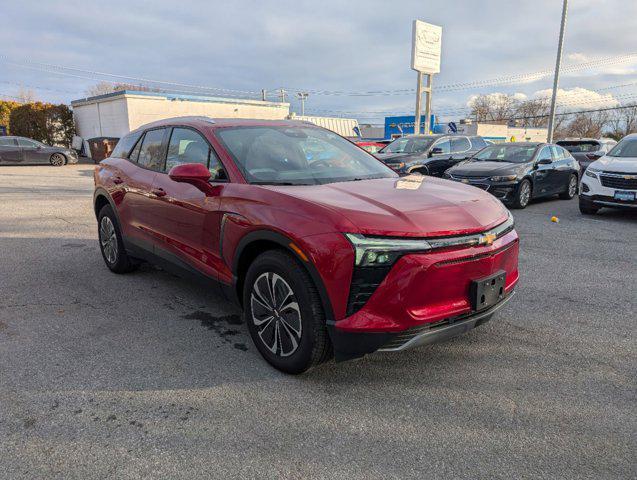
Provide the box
[547,0,568,143]
[411,20,442,135]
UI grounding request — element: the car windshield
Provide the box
[556,141,600,153]
[216,126,397,185]
[606,137,637,158]
[473,145,538,163]
[379,137,436,154]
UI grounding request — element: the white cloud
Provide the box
[533,87,619,109]
[566,53,589,63]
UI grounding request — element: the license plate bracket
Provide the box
[614,190,635,202]
[470,270,506,312]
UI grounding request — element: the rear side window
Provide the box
[550,145,568,160]
[451,137,471,152]
[0,137,16,146]
[137,129,166,170]
[111,132,142,159]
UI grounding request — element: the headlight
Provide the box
[345,234,431,267]
[345,212,515,267]
[585,167,600,179]
[490,175,518,182]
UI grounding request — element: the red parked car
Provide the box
[94,117,519,373]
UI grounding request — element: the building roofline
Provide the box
[71,90,289,109]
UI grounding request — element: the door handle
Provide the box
[113,177,123,184]
[152,188,167,197]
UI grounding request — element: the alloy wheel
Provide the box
[99,216,118,264]
[50,153,65,166]
[519,182,531,207]
[250,272,302,357]
[568,176,577,197]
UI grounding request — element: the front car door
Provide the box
[426,137,452,176]
[448,136,473,168]
[17,138,49,164]
[533,146,561,197]
[149,126,229,281]
[0,137,22,164]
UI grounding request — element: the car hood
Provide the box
[449,161,523,176]
[268,176,509,237]
[590,156,637,173]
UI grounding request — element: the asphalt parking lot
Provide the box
[0,164,635,479]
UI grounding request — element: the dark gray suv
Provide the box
[375,134,488,176]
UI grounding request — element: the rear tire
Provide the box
[579,197,600,215]
[97,205,139,273]
[50,153,66,166]
[243,250,332,374]
[559,174,578,200]
[511,179,532,209]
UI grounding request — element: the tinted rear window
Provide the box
[556,141,601,153]
[111,132,143,158]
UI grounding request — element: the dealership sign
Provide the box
[411,20,442,74]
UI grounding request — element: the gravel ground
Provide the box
[0,164,635,479]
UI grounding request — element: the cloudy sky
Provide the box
[1,0,636,123]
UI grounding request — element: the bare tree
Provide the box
[606,104,637,140]
[85,82,156,97]
[16,87,37,103]
[468,94,520,122]
[562,111,610,139]
[514,98,550,127]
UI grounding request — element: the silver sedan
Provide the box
[0,136,78,166]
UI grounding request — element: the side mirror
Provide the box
[538,157,552,165]
[430,147,444,156]
[168,163,211,184]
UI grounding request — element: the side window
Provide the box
[470,136,487,149]
[18,138,38,148]
[538,146,552,161]
[550,145,563,160]
[451,137,471,153]
[112,132,142,159]
[137,129,166,170]
[129,135,143,162]
[433,138,451,154]
[166,128,209,170]
[0,137,16,146]
[165,127,227,180]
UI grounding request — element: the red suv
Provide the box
[94,117,519,373]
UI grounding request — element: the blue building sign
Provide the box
[384,115,436,139]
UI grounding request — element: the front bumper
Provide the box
[329,291,515,361]
[446,176,520,203]
[580,177,637,208]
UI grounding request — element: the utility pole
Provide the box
[296,92,309,116]
[547,0,568,143]
[278,88,287,103]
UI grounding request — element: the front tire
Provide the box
[559,174,578,200]
[97,205,138,273]
[243,250,332,374]
[50,153,66,166]
[511,179,532,209]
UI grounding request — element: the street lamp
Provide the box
[296,92,309,116]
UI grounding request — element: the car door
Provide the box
[426,137,452,176]
[533,146,561,197]
[0,137,22,164]
[551,145,575,190]
[17,138,48,164]
[116,128,166,248]
[149,126,228,281]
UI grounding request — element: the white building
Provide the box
[453,120,548,143]
[71,90,291,139]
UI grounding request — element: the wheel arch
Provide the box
[93,188,123,228]
[232,230,335,321]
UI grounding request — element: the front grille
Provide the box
[346,266,392,316]
[450,174,489,180]
[600,173,637,190]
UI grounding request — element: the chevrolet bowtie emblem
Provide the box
[478,233,497,246]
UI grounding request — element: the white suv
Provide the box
[579,133,637,214]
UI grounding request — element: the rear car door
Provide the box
[149,126,229,281]
[116,128,167,248]
[426,137,452,176]
[0,137,22,163]
[533,146,561,196]
[17,138,48,163]
[550,145,573,191]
